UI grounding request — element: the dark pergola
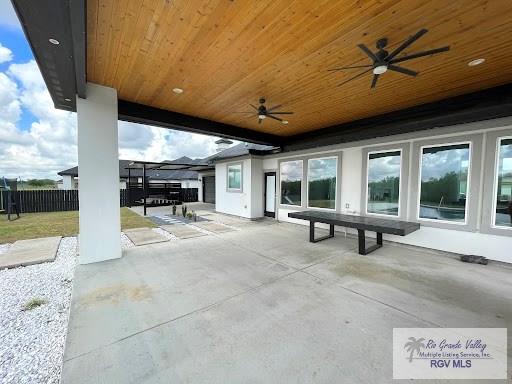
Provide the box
[124,160,211,216]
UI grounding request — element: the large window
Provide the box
[367,150,401,216]
[227,163,242,191]
[419,143,470,223]
[494,138,512,228]
[307,157,337,209]
[280,160,302,206]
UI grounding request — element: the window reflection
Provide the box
[367,151,400,216]
[419,144,470,222]
[495,138,512,228]
[280,160,302,206]
[227,164,241,190]
[308,157,336,209]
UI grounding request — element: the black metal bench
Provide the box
[288,211,420,255]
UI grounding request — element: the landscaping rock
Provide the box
[0,237,77,384]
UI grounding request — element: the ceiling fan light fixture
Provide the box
[258,114,266,119]
[468,58,485,67]
[373,65,388,75]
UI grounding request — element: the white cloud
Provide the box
[0,42,13,63]
[0,57,222,180]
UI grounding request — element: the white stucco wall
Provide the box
[77,83,121,264]
[198,170,214,202]
[215,158,264,219]
[62,175,75,190]
[274,118,512,263]
[250,158,264,218]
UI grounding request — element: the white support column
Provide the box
[77,83,121,264]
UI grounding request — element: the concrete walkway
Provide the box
[61,222,512,383]
[0,236,61,269]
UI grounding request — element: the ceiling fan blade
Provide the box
[267,115,283,122]
[357,44,377,61]
[250,104,258,110]
[267,104,282,112]
[270,111,293,115]
[387,64,418,77]
[390,46,450,64]
[234,111,255,114]
[338,68,373,87]
[387,28,428,61]
[328,64,373,71]
[371,74,379,88]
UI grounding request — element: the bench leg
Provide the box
[358,230,383,255]
[309,222,335,243]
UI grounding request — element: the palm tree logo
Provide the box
[404,337,425,362]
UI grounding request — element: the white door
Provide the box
[265,173,276,217]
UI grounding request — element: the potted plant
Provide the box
[182,204,187,217]
[171,203,177,216]
[186,211,193,220]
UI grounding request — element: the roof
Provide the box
[58,160,199,180]
[204,143,280,163]
[214,139,233,145]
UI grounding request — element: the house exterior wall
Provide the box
[273,117,512,263]
[211,117,512,263]
[62,175,75,190]
[215,158,264,219]
[198,170,215,202]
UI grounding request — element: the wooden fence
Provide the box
[0,188,198,213]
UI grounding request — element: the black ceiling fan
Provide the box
[329,28,449,89]
[239,98,293,124]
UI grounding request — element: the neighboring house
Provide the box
[58,159,201,190]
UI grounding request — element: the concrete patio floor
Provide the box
[61,221,512,383]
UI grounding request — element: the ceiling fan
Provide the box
[239,98,293,124]
[329,28,450,88]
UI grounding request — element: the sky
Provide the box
[0,0,223,180]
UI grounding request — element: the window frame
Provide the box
[365,149,403,218]
[306,156,338,211]
[416,141,472,226]
[491,135,512,231]
[279,159,303,207]
[226,162,243,193]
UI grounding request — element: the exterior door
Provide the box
[264,172,276,218]
[203,176,215,203]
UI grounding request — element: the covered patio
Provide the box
[9,0,512,381]
[61,220,512,382]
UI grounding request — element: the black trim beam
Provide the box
[284,83,512,152]
[12,0,79,111]
[118,100,283,146]
[69,0,87,99]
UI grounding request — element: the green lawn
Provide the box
[0,208,156,244]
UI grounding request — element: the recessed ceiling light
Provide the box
[468,58,485,67]
[172,87,184,94]
[282,120,289,125]
[64,98,71,102]
[49,38,60,45]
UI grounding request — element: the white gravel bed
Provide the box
[0,237,78,384]
[120,232,135,249]
[152,227,177,241]
[0,243,11,255]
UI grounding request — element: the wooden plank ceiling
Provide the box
[87,0,512,137]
